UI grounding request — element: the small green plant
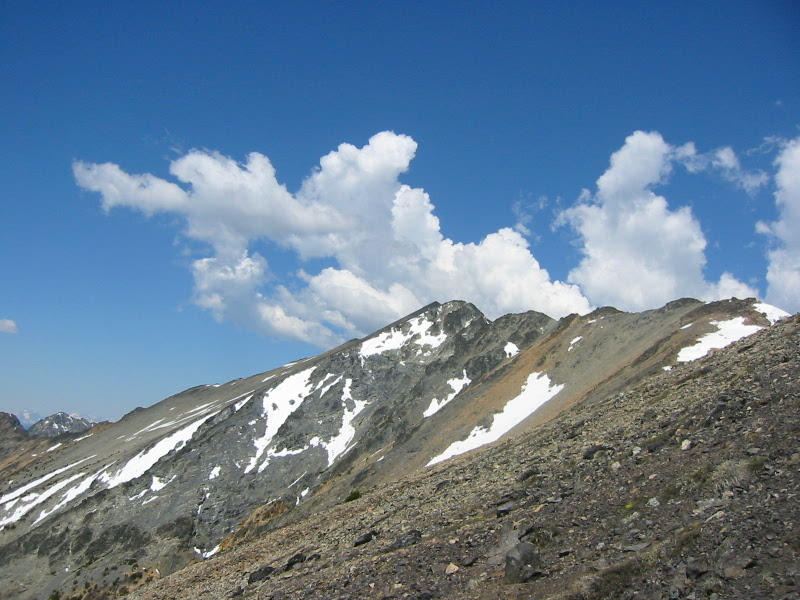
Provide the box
[344,490,362,502]
[748,456,766,473]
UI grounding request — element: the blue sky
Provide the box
[1,1,798,421]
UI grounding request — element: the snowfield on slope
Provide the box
[245,367,317,474]
[428,372,564,466]
[100,411,220,489]
[677,302,789,363]
[423,371,471,418]
[677,317,762,363]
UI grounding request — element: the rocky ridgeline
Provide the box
[129,314,800,600]
[0,297,792,599]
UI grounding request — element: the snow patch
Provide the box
[568,336,582,351]
[680,322,694,330]
[316,373,343,397]
[318,379,368,466]
[288,472,307,488]
[504,342,519,358]
[0,472,86,527]
[208,466,221,480]
[360,328,413,356]
[753,302,790,325]
[0,456,96,506]
[150,476,172,492]
[233,394,253,412]
[428,372,564,466]
[194,545,220,559]
[73,433,93,442]
[46,443,62,453]
[100,412,217,489]
[244,367,317,474]
[676,317,763,363]
[32,468,105,527]
[408,316,448,350]
[423,371,471,418]
[359,316,447,357]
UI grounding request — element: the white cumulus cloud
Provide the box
[0,319,18,334]
[758,137,800,313]
[75,132,590,346]
[679,142,768,194]
[558,131,758,311]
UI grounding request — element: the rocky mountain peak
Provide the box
[27,412,93,438]
[0,412,24,436]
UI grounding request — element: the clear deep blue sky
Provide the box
[1,1,798,421]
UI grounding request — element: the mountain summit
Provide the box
[0,297,791,599]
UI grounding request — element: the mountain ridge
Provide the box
[0,297,792,599]
[129,310,800,600]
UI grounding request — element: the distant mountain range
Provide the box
[0,297,791,600]
[13,410,96,434]
[13,410,43,430]
[10,410,94,438]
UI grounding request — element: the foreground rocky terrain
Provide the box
[0,297,794,599]
[130,313,800,600]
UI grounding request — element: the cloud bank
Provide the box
[75,132,590,346]
[75,131,798,347]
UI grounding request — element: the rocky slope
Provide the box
[130,313,800,600]
[0,297,791,599]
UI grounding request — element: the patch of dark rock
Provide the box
[384,530,422,552]
[354,530,378,547]
[247,565,275,584]
[434,479,451,492]
[622,542,651,552]
[647,438,669,453]
[518,467,540,482]
[496,501,518,517]
[156,516,195,541]
[685,560,708,579]
[583,444,614,459]
[504,541,541,583]
[495,489,528,504]
[285,553,306,570]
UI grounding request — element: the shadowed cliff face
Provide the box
[0,298,790,600]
